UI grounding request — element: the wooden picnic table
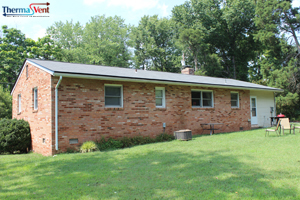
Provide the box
[200,123,224,136]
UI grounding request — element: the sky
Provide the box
[0,0,300,41]
[0,0,185,40]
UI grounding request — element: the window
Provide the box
[18,94,21,113]
[69,139,78,144]
[105,85,123,107]
[231,92,239,108]
[26,65,28,78]
[191,90,213,107]
[155,87,165,108]
[33,87,38,110]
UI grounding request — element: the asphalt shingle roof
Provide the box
[27,59,282,91]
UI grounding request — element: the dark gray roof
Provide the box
[26,58,282,91]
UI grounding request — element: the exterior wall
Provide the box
[52,77,251,152]
[250,90,275,127]
[12,63,53,156]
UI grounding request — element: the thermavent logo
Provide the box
[2,2,50,17]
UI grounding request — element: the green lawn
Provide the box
[1,129,300,200]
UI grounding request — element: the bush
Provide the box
[96,133,174,151]
[155,133,175,142]
[0,118,31,154]
[80,141,98,153]
[97,137,123,151]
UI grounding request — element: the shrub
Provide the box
[155,133,175,142]
[97,137,123,151]
[0,118,31,154]
[96,133,174,151]
[80,141,98,153]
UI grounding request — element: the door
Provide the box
[250,96,257,124]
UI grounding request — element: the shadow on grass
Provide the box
[1,144,299,199]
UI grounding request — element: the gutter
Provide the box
[55,76,63,151]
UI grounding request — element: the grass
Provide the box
[1,129,300,199]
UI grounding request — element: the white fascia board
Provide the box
[26,60,55,75]
[10,60,54,95]
[53,72,283,92]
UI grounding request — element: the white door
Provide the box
[250,96,257,124]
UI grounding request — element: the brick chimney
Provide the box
[181,66,195,75]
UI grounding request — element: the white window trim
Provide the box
[104,84,123,108]
[34,87,38,110]
[155,87,166,108]
[191,89,214,108]
[231,92,239,108]
[18,94,21,113]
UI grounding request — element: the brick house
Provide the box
[11,59,282,156]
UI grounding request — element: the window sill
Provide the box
[231,107,240,110]
[17,112,22,115]
[192,107,214,110]
[33,109,38,113]
[154,107,166,111]
[105,107,124,111]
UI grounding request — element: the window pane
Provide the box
[155,90,163,98]
[105,86,121,96]
[34,89,38,109]
[231,100,237,107]
[231,93,238,100]
[192,92,200,99]
[156,98,163,106]
[203,100,212,107]
[105,97,121,106]
[202,92,212,99]
[252,108,256,116]
[192,99,200,106]
[18,95,21,112]
[251,98,256,108]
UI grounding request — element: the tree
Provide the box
[172,0,257,80]
[0,26,63,91]
[48,16,132,67]
[47,20,88,63]
[0,86,12,119]
[131,15,182,72]
[254,0,300,118]
[83,15,132,67]
[0,25,28,90]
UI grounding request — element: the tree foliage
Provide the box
[0,86,12,119]
[131,15,182,72]
[47,15,132,67]
[254,0,300,118]
[172,0,257,81]
[0,25,62,91]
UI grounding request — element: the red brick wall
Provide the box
[12,63,53,156]
[52,77,251,153]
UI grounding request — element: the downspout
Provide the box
[274,92,276,116]
[55,76,63,151]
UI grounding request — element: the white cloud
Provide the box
[158,3,169,17]
[83,0,159,10]
[33,28,47,41]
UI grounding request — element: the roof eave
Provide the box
[53,72,284,92]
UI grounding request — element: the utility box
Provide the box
[174,129,192,141]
